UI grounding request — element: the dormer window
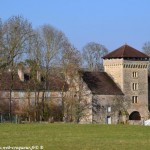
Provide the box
[41,76,45,82]
[24,74,30,81]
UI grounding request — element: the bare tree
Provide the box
[0,18,3,59]
[74,76,92,123]
[112,96,131,124]
[0,16,34,121]
[38,25,66,67]
[26,25,68,121]
[0,16,34,70]
[60,43,93,123]
[60,41,83,122]
[142,42,150,56]
[63,72,92,123]
[61,41,81,78]
[82,42,108,71]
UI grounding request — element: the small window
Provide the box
[132,96,138,103]
[133,72,138,78]
[24,74,30,81]
[132,83,138,91]
[107,106,111,113]
[45,92,51,98]
[18,92,25,98]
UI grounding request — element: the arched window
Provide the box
[129,111,141,120]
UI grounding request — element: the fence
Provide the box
[0,113,19,123]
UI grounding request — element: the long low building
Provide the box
[0,69,68,122]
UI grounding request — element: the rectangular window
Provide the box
[107,106,111,112]
[132,83,138,91]
[132,96,138,103]
[19,92,25,98]
[133,72,138,78]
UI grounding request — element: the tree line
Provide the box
[0,15,109,123]
[1,15,150,74]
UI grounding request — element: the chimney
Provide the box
[18,68,24,82]
[37,70,41,82]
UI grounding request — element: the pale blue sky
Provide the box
[0,0,150,51]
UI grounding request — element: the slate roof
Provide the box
[0,72,68,91]
[81,71,123,95]
[103,44,149,59]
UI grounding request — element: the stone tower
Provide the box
[103,44,149,120]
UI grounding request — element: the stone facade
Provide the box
[79,81,93,123]
[92,95,119,124]
[79,71,123,124]
[103,58,149,121]
[103,59,124,90]
[64,75,93,124]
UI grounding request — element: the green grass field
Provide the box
[0,123,150,150]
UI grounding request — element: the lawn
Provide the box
[0,123,150,150]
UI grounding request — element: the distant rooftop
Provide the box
[103,44,149,59]
[0,72,68,91]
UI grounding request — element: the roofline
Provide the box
[0,89,66,92]
[103,44,150,59]
[92,93,124,96]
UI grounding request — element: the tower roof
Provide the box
[103,44,149,59]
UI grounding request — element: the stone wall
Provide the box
[123,60,149,119]
[78,80,93,124]
[104,58,149,120]
[92,95,120,124]
[64,75,93,124]
[103,59,124,90]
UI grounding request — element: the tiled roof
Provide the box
[103,44,149,59]
[81,71,123,95]
[0,72,68,91]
